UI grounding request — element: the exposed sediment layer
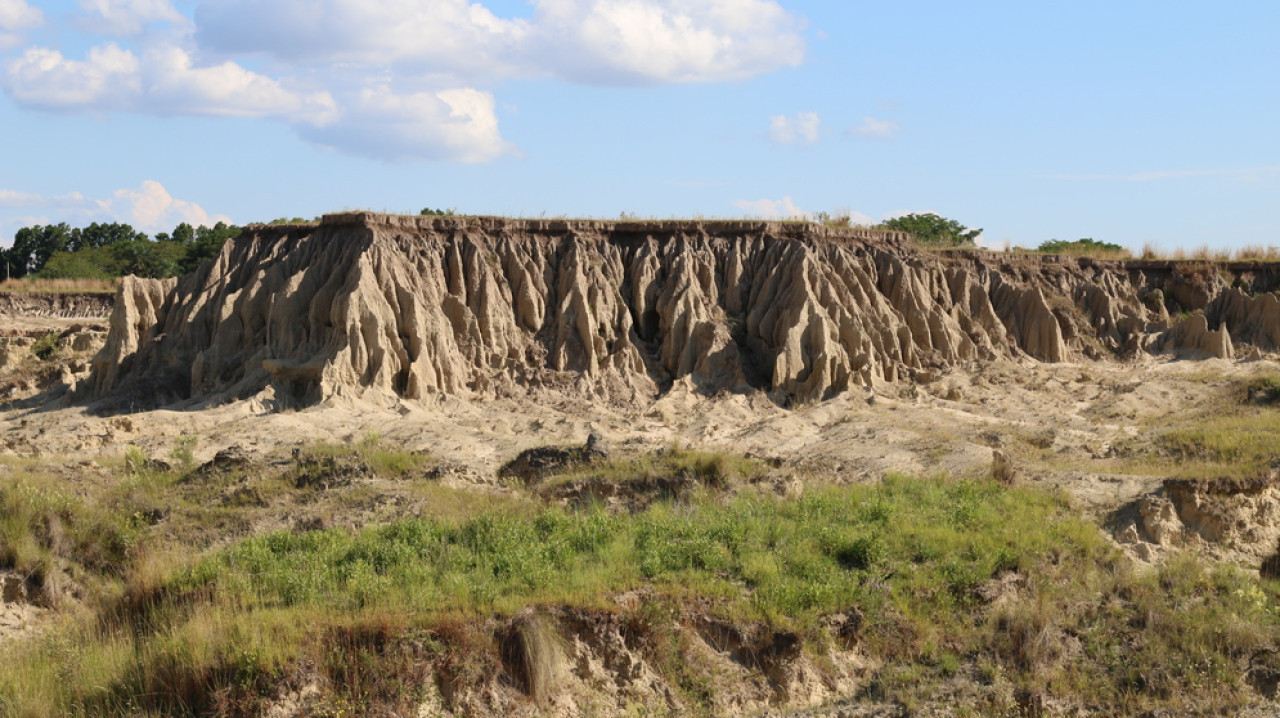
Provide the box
[88,214,1280,410]
[0,292,113,322]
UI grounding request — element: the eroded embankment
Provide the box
[0,292,113,325]
[88,214,1280,411]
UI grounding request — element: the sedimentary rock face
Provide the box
[87,213,1280,411]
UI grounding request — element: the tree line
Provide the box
[2,221,242,281]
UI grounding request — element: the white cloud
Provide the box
[195,0,528,78]
[972,234,1001,250]
[0,180,230,234]
[0,0,42,50]
[834,209,875,226]
[1,42,334,121]
[1,41,507,162]
[733,196,808,220]
[1,0,807,162]
[298,85,515,163]
[2,44,141,108]
[140,45,336,121]
[75,0,187,37]
[530,0,806,85]
[847,116,900,139]
[194,0,804,85]
[769,111,820,145]
[105,180,232,231]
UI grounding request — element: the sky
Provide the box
[0,0,1277,252]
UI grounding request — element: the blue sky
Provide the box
[0,0,1276,251]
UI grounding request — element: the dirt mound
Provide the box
[1116,468,1280,566]
[86,214,1280,411]
[0,570,47,644]
[498,433,610,484]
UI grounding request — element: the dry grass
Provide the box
[0,277,118,294]
[1136,244,1280,262]
[1233,244,1280,261]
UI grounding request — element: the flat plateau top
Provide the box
[245,212,910,242]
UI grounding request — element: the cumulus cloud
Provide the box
[769,111,820,145]
[530,0,806,85]
[195,0,528,78]
[140,45,336,121]
[105,180,232,231]
[733,196,808,220]
[2,44,141,109]
[298,86,515,163]
[0,0,42,50]
[0,180,230,234]
[847,116,900,139]
[1,0,808,162]
[1,42,335,121]
[75,0,188,37]
[194,0,804,85]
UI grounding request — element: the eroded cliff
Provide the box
[87,213,1280,410]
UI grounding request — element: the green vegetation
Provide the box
[2,221,241,281]
[266,217,318,225]
[292,433,433,482]
[1106,375,1280,480]
[1037,238,1131,259]
[1156,411,1280,479]
[1246,374,1280,406]
[29,333,60,361]
[420,207,456,217]
[544,443,767,489]
[882,212,983,247]
[2,442,1278,716]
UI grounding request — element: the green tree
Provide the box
[1037,238,1127,256]
[882,213,982,247]
[111,240,177,278]
[37,248,117,279]
[6,223,73,277]
[68,222,147,252]
[179,222,240,274]
[171,222,195,245]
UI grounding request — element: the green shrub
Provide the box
[30,333,59,361]
[1038,238,1130,258]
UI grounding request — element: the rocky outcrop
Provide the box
[1157,314,1234,359]
[88,276,176,401]
[1209,289,1280,351]
[87,214,1280,411]
[1121,470,1280,568]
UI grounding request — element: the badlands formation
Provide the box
[4,213,1280,716]
[9,212,1280,562]
[90,212,1277,409]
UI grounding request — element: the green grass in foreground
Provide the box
[1148,378,1280,479]
[3,465,1280,716]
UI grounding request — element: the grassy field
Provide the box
[2,442,1279,716]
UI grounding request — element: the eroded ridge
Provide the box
[89,213,1280,410]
